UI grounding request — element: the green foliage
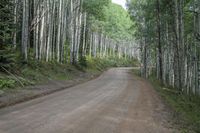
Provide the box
[149,75,200,133]
[0,55,138,90]
[0,0,16,72]
[0,78,16,89]
[103,3,134,40]
[20,60,75,81]
[78,56,88,68]
[83,0,111,20]
[127,0,157,41]
[87,2,134,41]
[86,56,138,72]
[0,49,16,72]
[0,0,14,46]
[132,67,200,132]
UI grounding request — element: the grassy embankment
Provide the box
[0,57,137,92]
[132,69,200,133]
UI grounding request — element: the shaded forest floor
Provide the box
[0,57,137,108]
[133,70,200,133]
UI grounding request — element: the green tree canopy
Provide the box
[103,3,134,41]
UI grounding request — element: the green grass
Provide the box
[0,78,16,89]
[0,61,78,90]
[0,57,137,91]
[148,76,200,133]
[132,69,200,133]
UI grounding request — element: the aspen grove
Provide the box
[127,0,200,95]
[0,0,137,66]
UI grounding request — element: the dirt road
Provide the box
[0,68,175,133]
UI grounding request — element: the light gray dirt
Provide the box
[0,68,176,133]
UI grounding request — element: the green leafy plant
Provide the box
[78,56,88,68]
[0,48,16,72]
[0,78,16,89]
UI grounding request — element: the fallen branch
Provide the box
[162,87,180,94]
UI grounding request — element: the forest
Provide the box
[127,0,200,95]
[127,1,200,131]
[2,0,199,93]
[0,0,137,64]
[0,0,200,102]
[0,0,139,90]
[0,0,200,132]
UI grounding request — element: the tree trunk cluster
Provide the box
[10,0,137,64]
[139,0,200,95]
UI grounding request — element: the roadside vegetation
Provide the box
[0,56,137,91]
[149,76,200,133]
[132,69,200,133]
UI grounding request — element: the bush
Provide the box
[78,56,87,67]
[0,78,16,89]
[0,48,16,72]
[149,75,200,133]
